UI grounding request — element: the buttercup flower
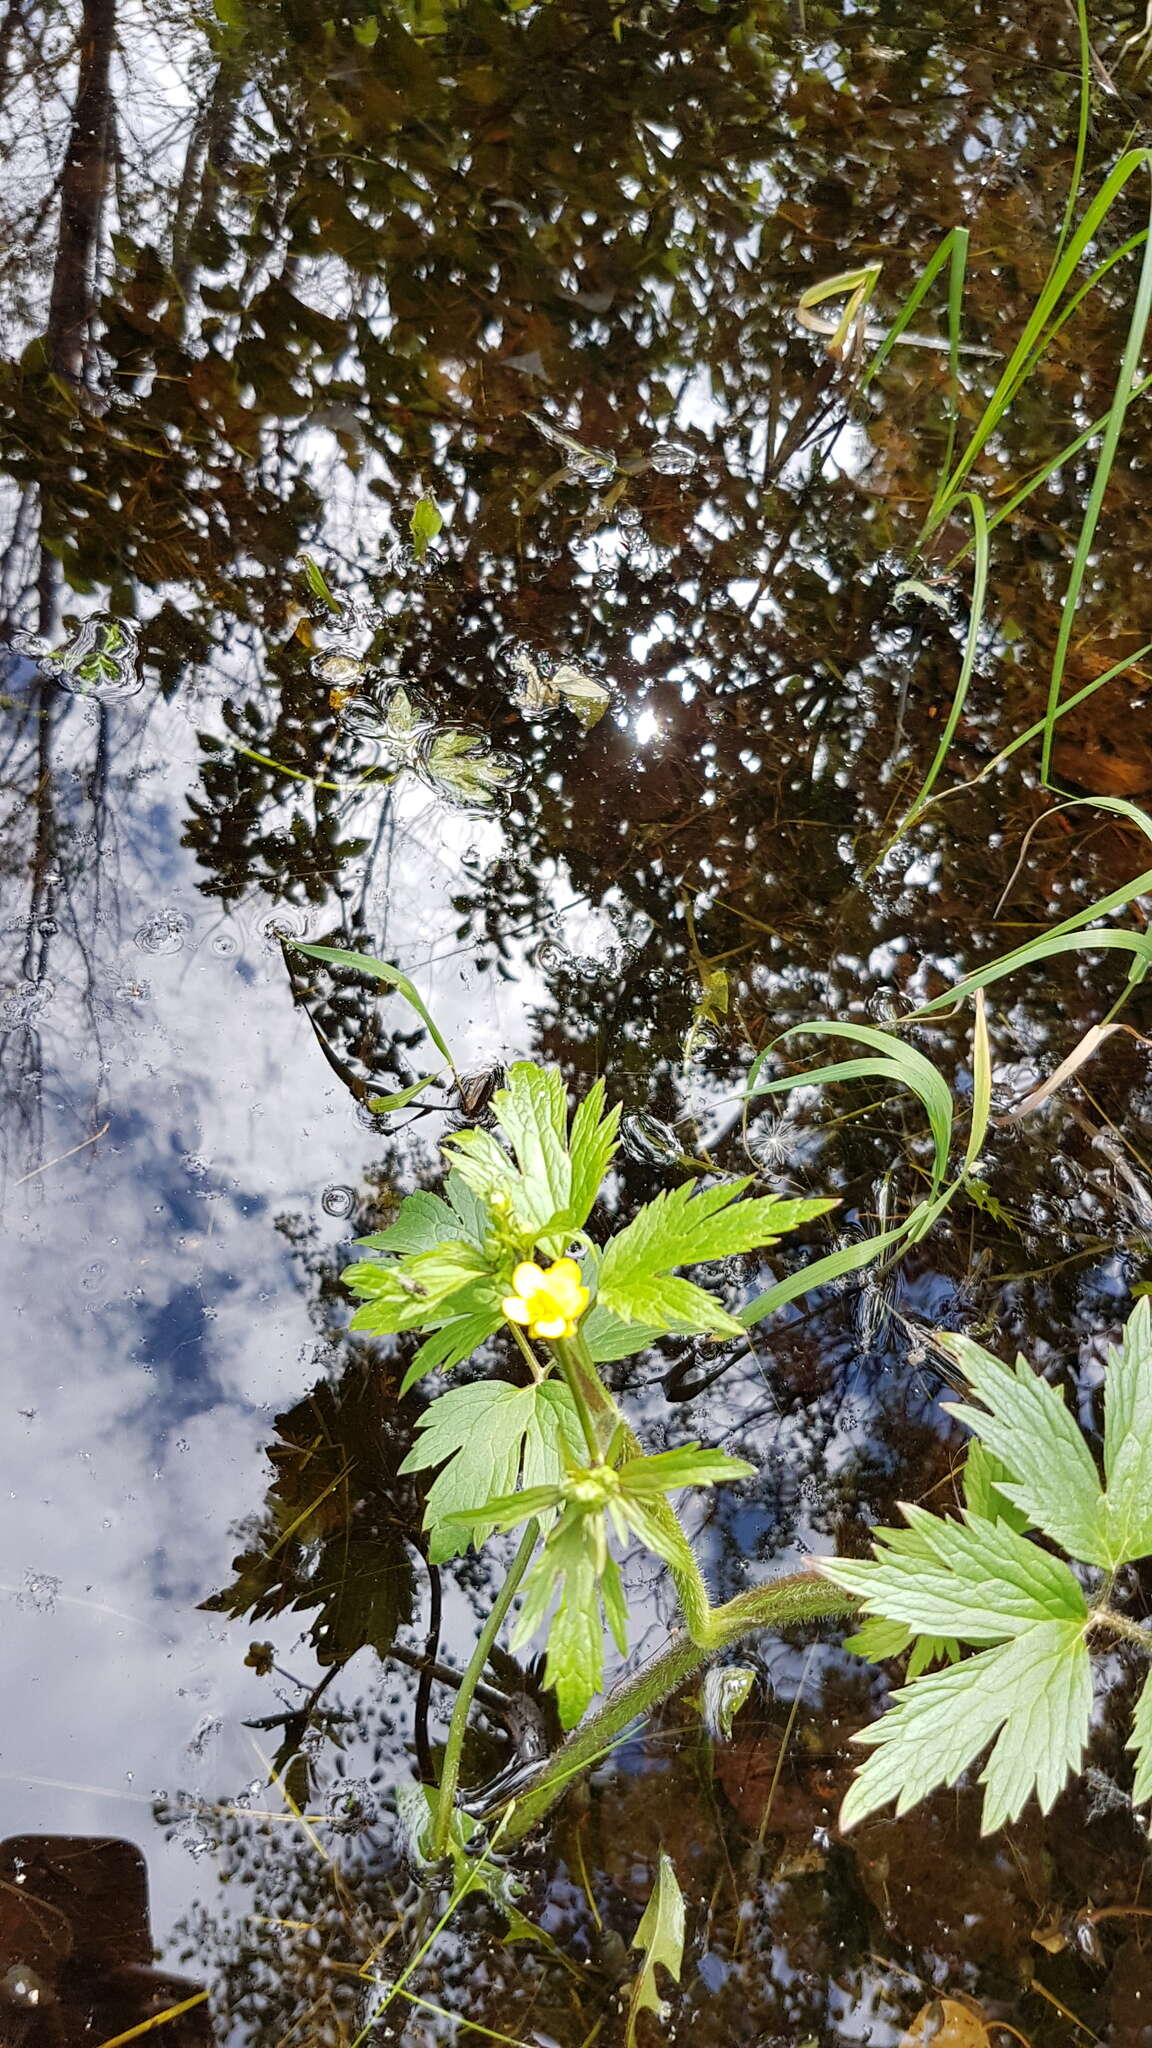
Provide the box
[502,1256,589,1340]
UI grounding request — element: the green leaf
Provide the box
[368,1071,443,1113]
[905,1634,961,1680]
[750,1021,955,1188]
[820,1503,1087,1642]
[845,1614,914,1662]
[301,554,340,611]
[840,1620,1092,1835]
[963,1438,1031,1534]
[419,727,514,808]
[291,943,454,1066]
[617,1446,755,1496]
[488,1062,573,1233]
[582,1300,665,1362]
[357,1191,461,1257]
[443,1062,620,1249]
[512,1509,609,1726]
[598,1179,835,1337]
[626,1852,685,2048]
[1101,1298,1152,1565]
[352,12,380,41]
[399,1308,502,1395]
[937,1333,1107,1565]
[567,1078,622,1227]
[1128,1665,1152,1803]
[964,989,992,1172]
[409,494,443,560]
[399,1381,583,1562]
[345,1242,495,1335]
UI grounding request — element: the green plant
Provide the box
[293,941,851,1860]
[823,1299,1152,1834]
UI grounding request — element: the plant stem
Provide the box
[1091,1605,1152,1652]
[431,1518,540,1861]
[556,1330,722,1643]
[498,1569,854,1844]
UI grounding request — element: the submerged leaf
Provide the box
[626,1852,685,2047]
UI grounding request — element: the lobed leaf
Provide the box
[399,1380,583,1562]
[840,1621,1091,1834]
[626,1852,685,2048]
[598,1178,832,1336]
[821,1503,1087,1643]
[937,1332,1107,1565]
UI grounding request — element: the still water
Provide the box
[4,0,1152,2038]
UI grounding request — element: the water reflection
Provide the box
[4,0,1152,2037]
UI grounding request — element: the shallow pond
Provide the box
[5,0,1152,2040]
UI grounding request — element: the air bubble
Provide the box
[134,909,190,955]
[322,1184,356,1219]
[648,439,697,476]
[260,906,309,952]
[0,977,55,1027]
[620,1111,683,1166]
[210,931,240,958]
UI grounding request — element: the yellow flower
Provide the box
[502,1256,589,1340]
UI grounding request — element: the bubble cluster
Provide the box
[134,908,190,955]
[0,977,55,1028]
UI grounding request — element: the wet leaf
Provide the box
[409,494,443,560]
[418,726,515,807]
[625,1852,685,2047]
[900,1996,991,2047]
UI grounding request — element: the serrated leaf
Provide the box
[820,1504,1087,1642]
[844,1615,914,1662]
[1128,1665,1152,1802]
[345,1242,495,1335]
[626,1852,685,2048]
[582,1299,665,1361]
[357,1190,461,1257]
[937,1333,1107,1565]
[1102,1297,1152,1564]
[840,1620,1091,1835]
[905,1634,961,1680]
[512,1509,608,1726]
[399,1380,583,1561]
[567,1078,622,1227]
[963,1439,1031,1534]
[443,1062,618,1251]
[598,1179,834,1337]
[399,1308,502,1395]
[618,1446,755,1496]
[420,727,514,807]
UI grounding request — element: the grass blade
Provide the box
[1042,173,1152,784]
[291,942,455,1067]
[964,990,992,1172]
[750,1022,954,1187]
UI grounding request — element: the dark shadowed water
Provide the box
[5,0,1152,2040]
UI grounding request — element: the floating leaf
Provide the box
[409,494,443,560]
[509,648,612,730]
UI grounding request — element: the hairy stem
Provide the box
[555,1329,721,1643]
[498,1569,854,1844]
[1091,1605,1152,1652]
[431,1518,540,1860]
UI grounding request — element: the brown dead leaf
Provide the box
[900,1995,991,2048]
